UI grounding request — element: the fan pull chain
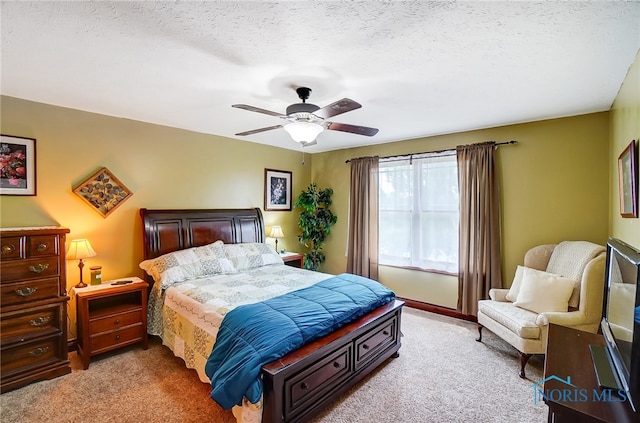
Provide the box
[301,151,305,165]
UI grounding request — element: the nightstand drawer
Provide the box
[89,324,144,354]
[1,236,25,260]
[0,278,60,307]
[1,334,62,377]
[1,304,62,343]
[89,308,143,334]
[0,257,60,283]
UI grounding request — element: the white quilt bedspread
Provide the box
[147,264,332,416]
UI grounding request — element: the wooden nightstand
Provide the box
[74,278,148,369]
[281,252,304,268]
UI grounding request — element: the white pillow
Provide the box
[513,267,576,313]
[223,242,284,271]
[505,265,526,302]
[139,240,236,289]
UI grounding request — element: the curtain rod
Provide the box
[345,140,518,164]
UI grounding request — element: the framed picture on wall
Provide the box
[618,140,638,218]
[0,134,36,196]
[73,167,133,218]
[264,168,292,211]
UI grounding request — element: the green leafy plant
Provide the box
[294,183,338,271]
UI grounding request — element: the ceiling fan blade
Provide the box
[314,98,362,119]
[300,140,317,147]
[325,122,379,136]
[232,104,286,118]
[235,124,283,136]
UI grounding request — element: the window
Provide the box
[379,153,459,274]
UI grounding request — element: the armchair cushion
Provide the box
[478,300,540,339]
[513,267,575,313]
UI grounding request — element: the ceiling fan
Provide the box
[232,87,379,147]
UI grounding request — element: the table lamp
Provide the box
[269,226,284,252]
[66,238,97,288]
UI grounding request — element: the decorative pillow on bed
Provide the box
[223,242,284,271]
[139,240,236,288]
[513,267,576,314]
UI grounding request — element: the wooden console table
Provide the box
[544,324,638,423]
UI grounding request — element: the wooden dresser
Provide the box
[0,227,71,393]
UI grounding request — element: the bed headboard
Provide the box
[140,208,265,261]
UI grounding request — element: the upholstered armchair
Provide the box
[476,241,606,378]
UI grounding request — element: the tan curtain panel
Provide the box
[456,142,502,316]
[347,156,379,280]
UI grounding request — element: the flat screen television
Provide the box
[591,237,640,412]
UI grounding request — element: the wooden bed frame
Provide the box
[140,208,403,423]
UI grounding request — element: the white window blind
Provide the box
[378,153,459,274]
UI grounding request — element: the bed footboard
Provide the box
[261,300,403,423]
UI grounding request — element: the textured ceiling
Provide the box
[1,1,639,153]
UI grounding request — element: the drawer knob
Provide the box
[383,330,390,336]
[29,316,51,327]
[1,244,16,254]
[333,361,340,369]
[115,335,120,340]
[29,346,49,357]
[28,263,49,273]
[114,319,120,325]
[362,344,370,350]
[36,242,49,252]
[300,382,309,391]
[15,287,37,297]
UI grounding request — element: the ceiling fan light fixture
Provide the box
[283,122,324,144]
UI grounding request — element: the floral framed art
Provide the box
[264,168,292,211]
[73,167,132,218]
[618,140,638,218]
[0,134,36,196]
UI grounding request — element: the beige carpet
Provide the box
[0,307,546,423]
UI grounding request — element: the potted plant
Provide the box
[294,183,338,271]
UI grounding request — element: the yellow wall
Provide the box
[610,49,640,250]
[3,57,635,316]
[312,113,610,308]
[0,96,312,336]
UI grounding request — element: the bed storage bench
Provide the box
[262,299,403,423]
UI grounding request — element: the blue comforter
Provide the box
[205,273,396,409]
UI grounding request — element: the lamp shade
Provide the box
[66,239,97,260]
[269,226,284,239]
[283,122,323,143]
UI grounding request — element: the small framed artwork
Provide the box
[0,134,36,196]
[618,140,638,218]
[264,168,292,211]
[73,167,132,218]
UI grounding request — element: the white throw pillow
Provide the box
[513,267,576,313]
[139,240,236,289]
[505,265,526,302]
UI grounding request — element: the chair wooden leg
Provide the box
[519,352,532,379]
[476,324,483,342]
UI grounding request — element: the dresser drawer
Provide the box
[89,324,144,354]
[1,304,62,343]
[0,257,60,283]
[1,335,63,377]
[89,308,143,334]
[354,315,397,370]
[28,235,59,257]
[284,344,353,420]
[0,277,60,307]
[0,236,25,259]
